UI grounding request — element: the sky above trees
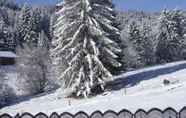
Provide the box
[15,0,186,11]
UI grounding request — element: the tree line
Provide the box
[0,0,186,107]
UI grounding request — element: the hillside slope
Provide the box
[1,61,186,115]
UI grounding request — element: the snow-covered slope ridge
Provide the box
[1,61,186,115]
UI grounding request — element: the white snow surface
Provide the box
[1,61,186,115]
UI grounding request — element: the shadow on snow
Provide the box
[107,62,186,91]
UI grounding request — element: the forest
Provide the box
[0,0,186,108]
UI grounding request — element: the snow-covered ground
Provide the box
[1,61,186,115]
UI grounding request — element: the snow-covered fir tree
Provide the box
[17,4,39,47]
[49,14,57,43]
[156,9,186,63]
[31,8,42,33]
[127,21,144,67]
[17,4,32,45]
[140,23,155,65]
[0,0,18,10]
[0,20,9,50]
[38,30,50,49]
[52,0,122,97]
[0,19,15,51]
[123,21,155,69]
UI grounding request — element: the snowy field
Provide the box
[1,61,186,115]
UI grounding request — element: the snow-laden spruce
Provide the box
[17,4,44,47]
[156,9,186,63]
[51,0,122,97]
[17,4,33,45]
[123,21,155,69]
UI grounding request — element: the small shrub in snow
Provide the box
[163,79,170,86]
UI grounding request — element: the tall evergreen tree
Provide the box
[38,30,50,49]
[156,9,186,63]
[127,21,144,67]
[17,4,37,46]
[0,19,15,51]
[0,0,18,10]
[51,0,122,97]
[124,21,155,68]
[140,23,155,65]
[31,8,41,31]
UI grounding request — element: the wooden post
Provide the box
[68,99,71,106]
[124,87,127,95]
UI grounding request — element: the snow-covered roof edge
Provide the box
[0,51,17,58]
